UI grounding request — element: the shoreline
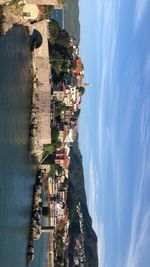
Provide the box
[0,10,54,266]
[29,62,43,165]
[0,5,4,35]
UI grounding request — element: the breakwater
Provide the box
[26,170,43,265]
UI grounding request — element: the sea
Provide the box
[0,26,47,267]
[51,9,64,29]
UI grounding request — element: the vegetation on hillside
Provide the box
[48,20,74,83]
[67,139,98,267]
[64,0,80,45]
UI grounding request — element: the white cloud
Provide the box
[96,0,121,82]
[97,0,121,155]
[88,156,99,227]
[125,210,150,267]
[134,0,149,32]
[144,53,150,83]
[124,136,150,267]
[97,223,106,267]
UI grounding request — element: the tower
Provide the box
[80,83,94,87]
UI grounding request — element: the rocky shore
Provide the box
[29,69,43,164]
[26,170,43,266]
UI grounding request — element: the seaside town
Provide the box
[0,0,93,266]
[1,0,150,267]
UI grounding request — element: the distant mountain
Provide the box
[67,138,98,267]
[64,0,80,45]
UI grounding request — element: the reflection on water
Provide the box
[0,26,47,267]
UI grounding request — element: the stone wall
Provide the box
[32,20,51,146]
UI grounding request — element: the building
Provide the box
[63,92,72,107]
[58,130,64,143]
[23,4,44,21]
[70,86,77,102]
[55,148,70,169]
[52,84,65,101]
[26,0,63,8]
[72,58,83,76]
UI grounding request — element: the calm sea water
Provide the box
[51,9,63,28]
[0,26,47,267]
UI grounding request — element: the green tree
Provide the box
[43,144,55,157]
[59,0,65,4]
[45,5,54,19]
[51,127,59,143]
[55,101,66,117]
[60,177,68,189]
[55,164,64,175]
[73,109,81,119]
[9,0,20,6]
[42,207,50,217]
[71,61,77,69]
[49,164,56,177]
[54,140,62,149]
[78,86,85,95]
[55,29,70,48]
[49,20,60,43]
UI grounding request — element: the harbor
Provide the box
[26,169,55,265]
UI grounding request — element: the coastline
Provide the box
[0,5,4,35]
[29,59,43,165]
[0,4,44,165]
[0,12,52,265]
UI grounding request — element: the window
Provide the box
[23,12,31,17]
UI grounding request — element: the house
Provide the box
[65,72,77,87]
[70,86,77,102]
[72,58,84,76]
[63,92,72,107]
[76,74,83,87]
[23,4,44,21]
[58,130,64,143]
[26,0,63,8]
[61,110,72,124]
[52,84,65,101]
[55,148,70,169]
[65,129,74,143]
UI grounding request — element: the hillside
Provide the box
[64,0,80,45]
[67,138,98,267]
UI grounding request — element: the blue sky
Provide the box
[78,0,150,266]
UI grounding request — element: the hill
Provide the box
[67,138,98,267]
[64,0,80,45]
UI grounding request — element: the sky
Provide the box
[78,0,150,266]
